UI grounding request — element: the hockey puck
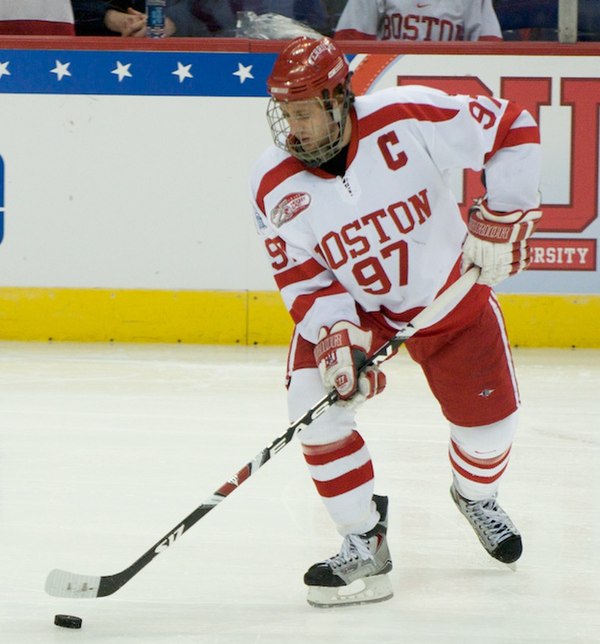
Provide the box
[54,614,82,629]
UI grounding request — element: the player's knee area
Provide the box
[450,410,519,459]
[288,367,356,444]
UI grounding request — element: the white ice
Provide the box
[0,341,599,643]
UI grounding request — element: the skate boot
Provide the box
[304,494,393,607]
[450,485,522,564]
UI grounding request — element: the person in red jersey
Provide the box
[250,36,540,606]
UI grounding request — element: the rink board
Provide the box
[0,287,597,348]
[0,39,598,346]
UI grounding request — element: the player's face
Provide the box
[280,99,339,153]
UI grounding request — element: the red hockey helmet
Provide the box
[266,37,354,166]
[267,36,350,102]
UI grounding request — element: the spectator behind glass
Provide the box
[72,0,235,37]
[230,0,331,35]
[334,0,503,41]
[0,0,75,35]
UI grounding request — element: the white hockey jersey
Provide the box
[0,0,74,35]
[250,85,540,344]
[334,0,502,41]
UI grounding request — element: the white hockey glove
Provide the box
[313,321,387,409]
[461,197,542,286]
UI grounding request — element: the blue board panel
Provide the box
[0,50,278,97]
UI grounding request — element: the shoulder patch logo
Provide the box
[270,192,311,228]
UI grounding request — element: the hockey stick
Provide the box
[45,266,480,599]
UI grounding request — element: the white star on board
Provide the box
[51,60,71,81]
[172,62,193,83]
[0,61,10,79]
[111,61,132,82]
[233,63,254,84]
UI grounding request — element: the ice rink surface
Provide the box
[0,340,599,644]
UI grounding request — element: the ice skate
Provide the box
[450,485,522,565]
[304,494,393,608]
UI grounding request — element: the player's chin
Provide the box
[288,139,315,158]
[298,139,317,152]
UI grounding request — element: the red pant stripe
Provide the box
[302,431,364,466]
[449,453,509,484]
[450,440,511,469]
[312,461,374,498]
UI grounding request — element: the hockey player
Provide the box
[250,36,541,607]
[334,0,502,41]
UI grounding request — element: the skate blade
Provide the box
[306,575,393,608]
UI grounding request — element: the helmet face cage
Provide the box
[267,79,353,167]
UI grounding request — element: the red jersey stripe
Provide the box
[275,257,326,290]
[359,103,459,139]
[256,157,305,214]
[0,20,74,35]
[485,102,524,163]
[290,282,348,324]
[502,126,540,148]
[334,29,376,40]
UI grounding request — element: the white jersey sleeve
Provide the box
[393,84,540,210]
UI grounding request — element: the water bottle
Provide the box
[146,0,166,38]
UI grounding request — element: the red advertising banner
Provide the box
[530,238,596,271]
